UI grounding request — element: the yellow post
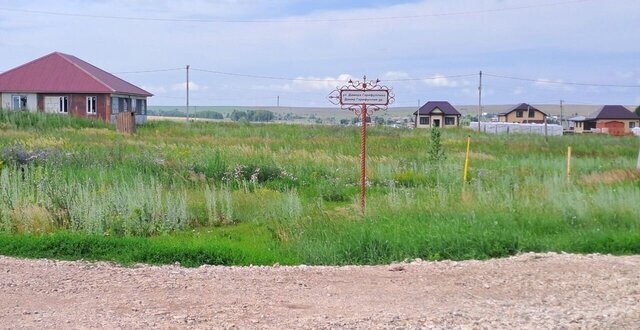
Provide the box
[567,146,572,181]
[463,136,471,183]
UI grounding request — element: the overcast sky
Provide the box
[0,0,638,107]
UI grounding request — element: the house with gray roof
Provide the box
[413,101,461,129]
[497,103,548,123]
[570,105,639,135]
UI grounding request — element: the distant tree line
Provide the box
[147,108,223,120]
[230,109,275,122]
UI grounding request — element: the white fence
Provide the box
[468,122,563,136]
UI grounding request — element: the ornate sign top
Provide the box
[328,76,394,113]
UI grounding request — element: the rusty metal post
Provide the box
[328,77,394,216]
[360,104,367,213]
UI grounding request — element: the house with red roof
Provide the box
[570,105,639,136]
[0,52,152,123]
[413,101,461,128]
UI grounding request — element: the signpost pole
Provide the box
[360,103,367,213]
[328,77,393,217]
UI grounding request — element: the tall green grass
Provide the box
[0,109,110,130]
[0,112,639,265]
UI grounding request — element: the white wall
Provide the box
[469,122,563,136]
[1,93,38,112]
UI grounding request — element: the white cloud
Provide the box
[461,88,477,97]
[423,75,459,88]
[293,74,355,90]
[383,71,411,80]
[615,71,634,79]
[141,85,167,94]
[512,87,524,95]
[1,0,639,105]
[171,82,208,92]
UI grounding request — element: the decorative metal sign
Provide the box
[340,90,390,106]
[328,76,394,213]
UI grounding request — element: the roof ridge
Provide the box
[57,53,115,93]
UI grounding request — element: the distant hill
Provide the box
[148,104,637,121]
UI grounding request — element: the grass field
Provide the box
[1,109,639,266]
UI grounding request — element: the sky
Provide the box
[0,0,639,107]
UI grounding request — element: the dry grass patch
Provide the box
[456,151,496,161]
[581,169,640,185]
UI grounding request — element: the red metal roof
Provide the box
[0,52,152,97]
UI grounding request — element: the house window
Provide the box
[631,122,636,129]
[59,96,68,113]
[134,99,146,115]
[419,116,429,125]
[445,117,456,125]
[516,110,523,118]
[11,95,27,110]
[111,97,120,113]
[86,96,97,115]
[528,109,535,118]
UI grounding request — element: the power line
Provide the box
[484,73,640,88]
[0,0,592,24]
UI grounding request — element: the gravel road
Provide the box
[1,252,638,329]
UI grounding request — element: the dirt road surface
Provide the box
[1,252,638,329]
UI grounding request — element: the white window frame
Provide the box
[11,95,27,110]
[59,96,68,114]
[86,96,97,115]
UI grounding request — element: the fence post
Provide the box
[463,136,471,183]
[567,146,572,181]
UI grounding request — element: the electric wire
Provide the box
[0,0,592,24]
[484,73,640,88]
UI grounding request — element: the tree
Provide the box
[230,110,247,121]
[635,105,640,117]
[428,127,446,162]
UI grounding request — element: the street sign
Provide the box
[328,76,394,214]
[340,90,389,106]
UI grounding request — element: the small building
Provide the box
[570,105,640,135]
[414,101,461,128]
[498,103,548,123]
[0,52,152,123]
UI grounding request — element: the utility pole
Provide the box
[186,65,190,123]
[560,99,564,129]
[478,70,482,132]
[277,95,280,108]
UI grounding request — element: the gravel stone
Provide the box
[0,253,638,329]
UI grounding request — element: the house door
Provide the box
[433,119,441,127]
[597,121,625,136]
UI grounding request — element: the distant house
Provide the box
[498,103,548,123]
[0,52,152,123]
[414,101,461,128]
[570,105,640,136]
